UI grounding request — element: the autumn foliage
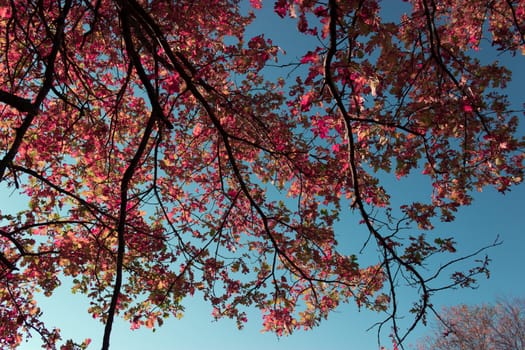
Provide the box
[0,0,523,349]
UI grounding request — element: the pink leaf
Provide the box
[300,92,314,112]
[249,0,262,9]
[300,51,318,64]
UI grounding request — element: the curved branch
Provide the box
[324,0,430,345]
[0,0,73,181]
[100,10,161,350]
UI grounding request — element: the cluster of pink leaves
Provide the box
[0,0,523,348]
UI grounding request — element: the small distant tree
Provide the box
[416,298,525,350]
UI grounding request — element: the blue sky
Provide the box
[3,1,525,349]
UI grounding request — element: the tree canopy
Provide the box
[416,298,525,350]
[0,0,523,349]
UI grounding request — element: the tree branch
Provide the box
[101,9,161,350]
[0,0,73,181]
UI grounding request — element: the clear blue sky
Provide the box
[3,1,524,349]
